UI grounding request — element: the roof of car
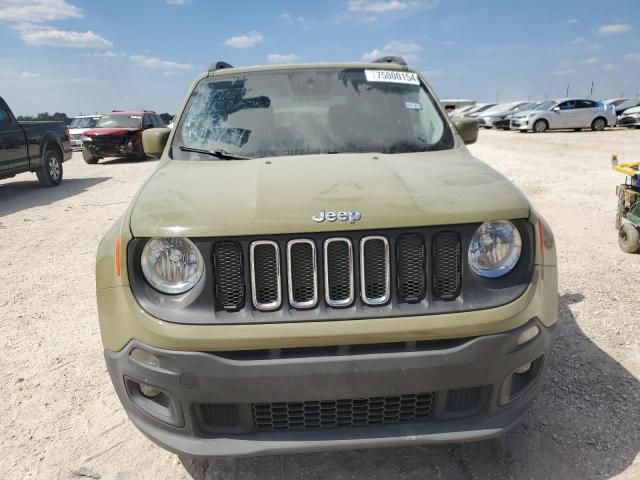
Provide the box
[105,111,150,116]
[209,61,419,77]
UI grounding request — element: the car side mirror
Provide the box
[552,107,560,112]
[142,128,171,158]
[452,117,479,145]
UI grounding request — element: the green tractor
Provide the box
[613,155,640,253]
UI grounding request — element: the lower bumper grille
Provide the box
[252,392,436,432]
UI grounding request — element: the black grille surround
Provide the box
[127,220,535,325]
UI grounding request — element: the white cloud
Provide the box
[580,57,599,65]
[602,63,619,71]
[559,18,580,26]
[553,68,575,76]
[0,0,81,23]
[20,71,41,78]
[626,53,640,62]
[281,13,305,25]
[598,24,632,35]
[129,54,192,71]
[362,40,421,62]
[80,50,119,58]
[569,36,601,50]
[165,0,190,4]
[224,31,263,48]
[348,0,409,13]
[267,53,299,64]
[15,24,112,48]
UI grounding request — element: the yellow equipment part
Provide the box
[612,162,640,176]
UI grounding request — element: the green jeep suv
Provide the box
[96,57,558,458]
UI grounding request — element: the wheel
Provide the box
[134,143,146,161]
[591,117,606,131]
[533,119,548,133]
[618,223,640,253]
[36,148,63,187]
[82,147,100,164]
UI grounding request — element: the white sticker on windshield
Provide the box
[130,115,141,119]
[365,70,420,85]
[405,101,422,110]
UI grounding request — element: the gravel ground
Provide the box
[1,129,639,480]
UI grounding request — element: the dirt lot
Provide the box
[1,129,639,480]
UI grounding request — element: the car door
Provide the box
[576,100,598,127]
[553,100,577,128]
[0,102,28,172]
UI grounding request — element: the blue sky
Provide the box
[0,0,639,115]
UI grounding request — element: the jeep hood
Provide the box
[130,149,530,237]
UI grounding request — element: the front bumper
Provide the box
[510,119,529,130]
[619,116,640,127]
[83,138,138,157]
[105,319,555,458]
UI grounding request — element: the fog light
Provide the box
[139,383,162,398]
[130,348,159,367]
[517,325,540,346]
[514,362,532,374]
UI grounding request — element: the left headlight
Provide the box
[468,221,522,278]
[141,237,204,294]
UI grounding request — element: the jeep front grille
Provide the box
[360,236,390,305]
[287,240,318,308]
[213,242,245,311]
[324,238,355,307]
[212,232,464,313]
[250,241,282,311]
[432,232,462,300]
[396,234,427,302]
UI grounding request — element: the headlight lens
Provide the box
[468,221,522,278]
[141,237,204,294]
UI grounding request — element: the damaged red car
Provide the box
[82,111,165,164]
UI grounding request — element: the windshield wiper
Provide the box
[179,146,251,160]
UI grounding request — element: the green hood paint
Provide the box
[130,148,530,238]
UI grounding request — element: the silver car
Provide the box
[510,98,617,133]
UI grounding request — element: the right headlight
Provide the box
[468,221,522,278]
[141,237,204,294]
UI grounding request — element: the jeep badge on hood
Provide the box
[312,210,362,224]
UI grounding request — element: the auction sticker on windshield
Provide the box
[365,70,419,85]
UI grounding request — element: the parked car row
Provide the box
[448,97,639,133]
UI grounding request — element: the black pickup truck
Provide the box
[0,96,72,187]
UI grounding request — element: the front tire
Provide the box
[36,148,63,187]
[83,147,100,164]
[533,119,548,133]
[591,117,606,131]
[619,223,640,253]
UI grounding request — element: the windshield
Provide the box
[69,117,99,128]
[95,114,142,129]
[174,68,453,159]
[535,101,556,110]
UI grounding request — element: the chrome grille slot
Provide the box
[250,241,282,311]
[432,232,462,300]
[397,234,426,302]
[213,242,245,311]
[287,240,318,308]
[360,236,390,305]
[324,238,354,307]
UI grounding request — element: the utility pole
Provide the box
[566,84,570,97]
[590,82,594,98]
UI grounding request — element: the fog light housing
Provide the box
[139,383,162,398]
[514,361,532,374]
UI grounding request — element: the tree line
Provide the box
[16,112,175,124]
